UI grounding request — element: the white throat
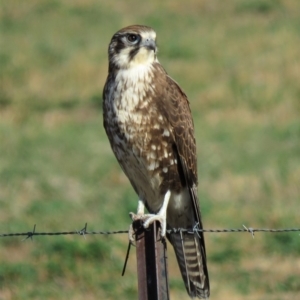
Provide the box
[113,63,154,108]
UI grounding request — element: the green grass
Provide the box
[1,0,300,299]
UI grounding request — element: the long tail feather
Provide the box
[168,230,210,299]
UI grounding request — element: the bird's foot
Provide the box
[128,212,145,244]
[128,190,171,243]
[129,211,167,239]
[143,213,167,237]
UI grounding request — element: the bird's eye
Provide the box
[127,34,139,43]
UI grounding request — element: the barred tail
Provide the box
[168,231,210,299]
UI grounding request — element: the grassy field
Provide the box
[1,0,300,299]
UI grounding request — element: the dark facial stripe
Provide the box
[112,35,126,54]
[129,47,140,61]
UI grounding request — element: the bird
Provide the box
[102,25,210,299]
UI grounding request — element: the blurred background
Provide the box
[0,0,299,299]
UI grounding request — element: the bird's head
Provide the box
[108,25,158,71]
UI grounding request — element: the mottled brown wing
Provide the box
[165,76,197,182]
[156,67,200,221]
[155,65,210,298]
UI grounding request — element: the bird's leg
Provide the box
[128,191,171,241]
[143,190,171,237]
[136,199,145,215]
[129,199,145,220]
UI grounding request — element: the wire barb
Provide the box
[22,224,36,241]
[77,223,88,239]
[243,225,255,238]
[187,222,202,239]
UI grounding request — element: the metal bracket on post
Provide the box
[133,220,170,300]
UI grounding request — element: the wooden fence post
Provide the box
[133,220,170,300]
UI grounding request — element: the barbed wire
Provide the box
[0,223,299,240]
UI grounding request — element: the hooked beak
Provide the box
[142,39,156,52]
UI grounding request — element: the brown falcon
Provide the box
[103,25,210,299]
